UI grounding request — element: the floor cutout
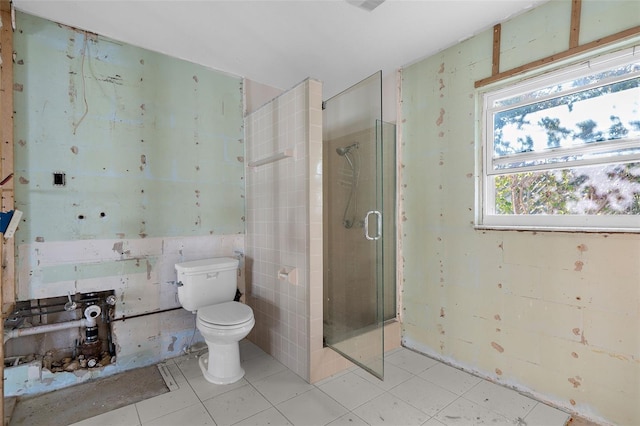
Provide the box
[7,364,169,426]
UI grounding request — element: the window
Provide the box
[479,46,640,232]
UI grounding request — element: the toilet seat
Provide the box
[197,301,254,329]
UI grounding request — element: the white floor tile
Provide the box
[389,376,459,417]
[423,418,447,426]
[326,412,370,426]
[463,380,537,421]
[252,368,315,405]
[165,362,189,386]
[352,392,429,425]
[188,373,248,401]
[317,371,386,410]
[69,404,140,426]
[435,398,512,425]
[174,353,205,380]
[233,407,293,426]
[385,348,439,375]
[242,352,288,382]
[419,362,482,395]
[524,402,570,426]
[56,343,573,426]
[353,361,413,391]
[135,385,200,424]
[202,383,271,425]
[143,403,215,426]
[277,388,349,426]
[240,339,267,361]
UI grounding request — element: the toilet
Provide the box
[175,257,254,385]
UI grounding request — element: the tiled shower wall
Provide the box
[244,79,323,381]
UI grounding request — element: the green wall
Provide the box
[400,1,640,424]
[13,12,244,244]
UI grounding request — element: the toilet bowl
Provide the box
[175,257,255,385]
[196,301,255,384]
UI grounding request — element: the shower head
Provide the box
[336,143,359,156]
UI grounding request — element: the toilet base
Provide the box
[198,350,245,385]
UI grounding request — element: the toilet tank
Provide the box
[175,257,239,312]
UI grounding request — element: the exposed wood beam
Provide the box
[0,1,12,420]
[475,25,640,88]
[570,0,582,49]
[492,24,501,76]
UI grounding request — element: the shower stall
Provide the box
[322,71,396,379]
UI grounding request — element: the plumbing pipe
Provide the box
[3,318,88,344]
[84,305,101,327]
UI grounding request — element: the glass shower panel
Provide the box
[323,71,384,379]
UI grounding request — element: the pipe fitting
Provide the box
[84,305,102,327]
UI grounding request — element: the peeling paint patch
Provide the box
[146,260,152,280]
[495,368,502,375]
[574,261,584,271]
[113,241,124,254]
[568,376,582,388]
[14,83,24,92]
[572,328,581,336]
[571,352,579,358]
[35,236,44,242]
[494,314,501,321]
[18,139,26,147]
[436,108,445,126]
[70,146,78,154]
[193,75,199,83]
[491,341,504,353]
[440,308,445,318]
[168,336,177,352]
[19,176,29,184]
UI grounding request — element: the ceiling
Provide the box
[13,0,549,98]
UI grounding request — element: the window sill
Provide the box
[474,224,640,234]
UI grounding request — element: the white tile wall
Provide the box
[245,79,323,381]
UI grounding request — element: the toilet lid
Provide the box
[197,302,253,326]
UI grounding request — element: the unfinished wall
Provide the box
[8,12,245,395]
[400,2,639,425]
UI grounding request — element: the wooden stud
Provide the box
[492,24,501,76]
[570,0,582,49]
[0,1,13,418]
[0,0,14,306]
[475,25,640,88]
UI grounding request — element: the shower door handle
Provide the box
[364,210,382,241]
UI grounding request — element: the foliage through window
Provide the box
[480,46,640,231]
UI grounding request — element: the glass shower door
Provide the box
[323,71,384,379]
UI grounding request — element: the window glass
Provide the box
[480,46,640,231]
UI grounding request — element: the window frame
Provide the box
[476,44,640,233]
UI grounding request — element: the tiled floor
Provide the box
[71,341,570,426]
